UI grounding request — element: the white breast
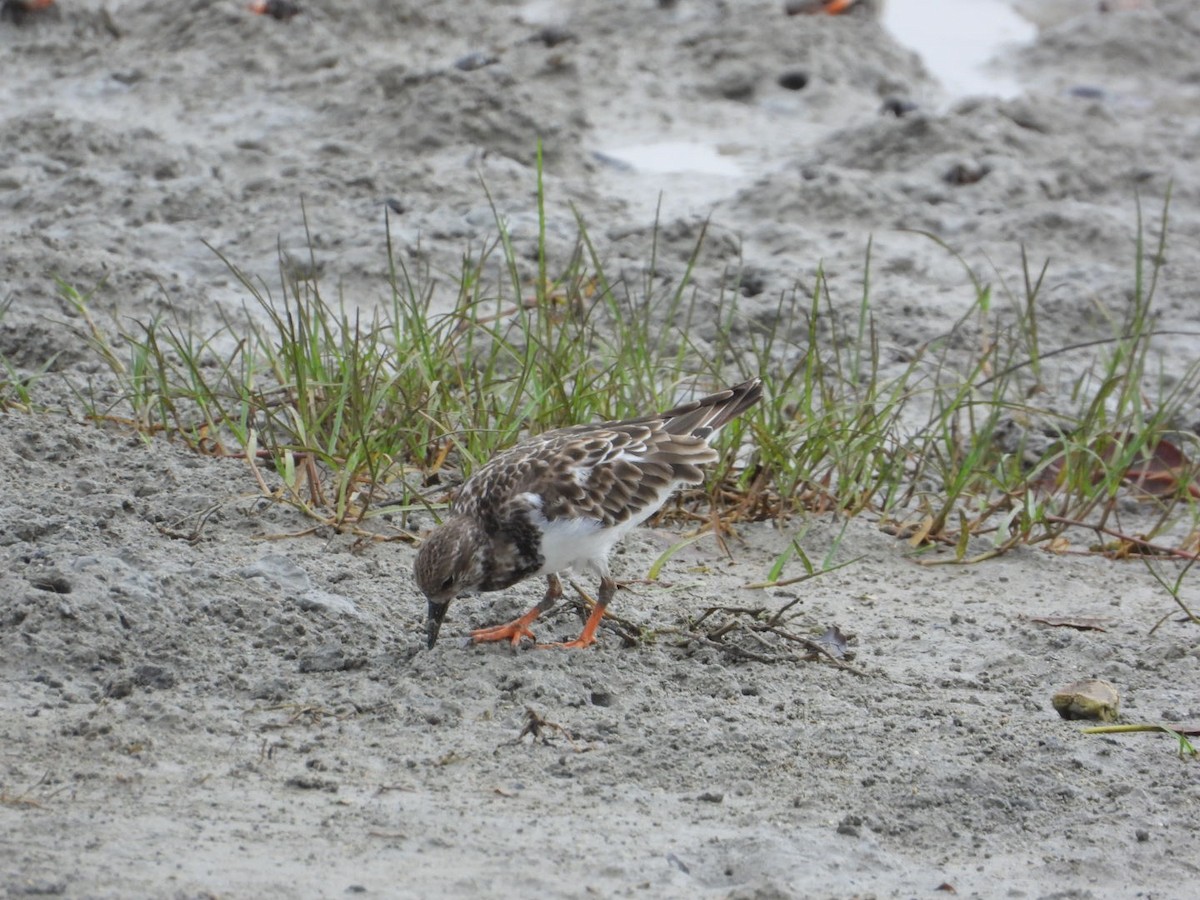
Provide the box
[519,492,630,578]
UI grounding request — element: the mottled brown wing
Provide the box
[542,423,717,527]
[455,420,713,527]
[455,378,762,526]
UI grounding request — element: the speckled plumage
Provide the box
[415,378,763,649]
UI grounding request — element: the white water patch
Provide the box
[882,0,1037,99]
[591,139,750,219]
[594,141,743,178]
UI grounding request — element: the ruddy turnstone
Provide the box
[415,378,763,649]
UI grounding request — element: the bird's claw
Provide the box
[470,621,537,646]
[534,637,597,650]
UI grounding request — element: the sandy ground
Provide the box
[3,1,1200,898]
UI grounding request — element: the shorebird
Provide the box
[415,378,763,649]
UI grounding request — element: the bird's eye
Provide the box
[440,576,454,591]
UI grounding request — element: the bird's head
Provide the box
[414,517,487,648]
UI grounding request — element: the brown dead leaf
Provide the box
[1046,535,1072,554]
[907,515,935,547]
[1121,435,1200,499]
[1032,433,1200,500]
[1030,616,1110,632]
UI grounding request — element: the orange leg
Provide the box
[822,0,856,13]
[471,574,562,647]
[539,576,615,650]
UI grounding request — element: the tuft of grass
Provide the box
[36,172,760,532]
[0,297,54,412]
[1,160,1196,626]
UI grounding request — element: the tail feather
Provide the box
[661,378,763,440]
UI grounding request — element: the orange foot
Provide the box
[536,634,597,651]
[822,0,856,12]
[471,609,541,647]
[534,600,605,650]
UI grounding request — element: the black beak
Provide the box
[426,600,450,649]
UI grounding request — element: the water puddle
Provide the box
[594,1,1039,217]
[593,141,743,178]
[882,0,1036,99]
